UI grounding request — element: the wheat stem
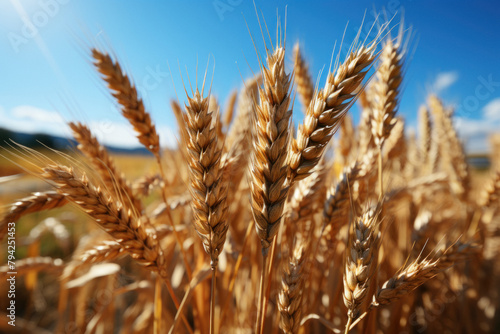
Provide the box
[256,251,269,334]
[210,267,217,334]
[344,317,353,334]
[153,275,162,334]
[378,147,383,197]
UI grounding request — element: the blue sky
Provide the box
[0,0,499,152]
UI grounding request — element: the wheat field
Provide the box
[1,12,500,334]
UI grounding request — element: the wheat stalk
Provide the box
[69,121,142,213]
[250,41,293,334]
[183,86,229,334]
[357,89,375,156]
[418,106,431,171]
[429,95,469,199]
[183,88,228,268]
[343,205,381,331]
[41,164,195,331]
[79,240,125,265]
[171,99,189,147]
[383,118,405,164]
[290,40,379,182]
[223,89,238,129]
[278,242,306,334]
[370,38,404,148]
[225,76,261,198]
[133,173,162,197]
[293,43,315,110]
[370,32,406,197]
[345,242,476,331]
[93,48,190,278]
[250,46,293,253]
[338,114,356,167]
[323,162,361,238]
[0,257,64,278]
[91,49,160,155]
[286,160,327,235]
[478,171,500,208]
[41,165,167,274]
[373,242,474,306]
[0,191,67,242]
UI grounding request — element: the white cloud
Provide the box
[454,97,500,153]
[0,105,177,149]
[11,105,65,124]
[483,98,500,121]
[0,105,69,138]
[433,71,459,93]
[87,120,177,149]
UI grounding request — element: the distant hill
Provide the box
[0,127,492,169]
[0,127,150,155]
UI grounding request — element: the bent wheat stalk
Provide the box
[0,191,67,242]
[40,164,193,333]
[290,38,380,182]
[69,122,142,213]
[91,49,160,154]
[92,47,192,280]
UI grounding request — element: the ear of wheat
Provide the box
[370,38,404,148]
[0,191,67,242]
[183,88,228,268]
[290,40,379,182]
[293,43,315,110]
[343,205,381,332]
[250,45,293,253]
[91,49,160,155]
[69,121,142,213]
[278,242,306,334]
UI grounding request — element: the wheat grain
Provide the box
[429,95,469,198]
[278,242,306,334]
[92,49,160,154]
[343,205,381,323]
[183,88,228,268]
[290,40,379,182]
[79,240,125,265]
[370,36,405,148]
[323,162,361,235]
[41,165,168,276]
[0,191,67,242]
[69,121,142,213]
[250,46,293,252]
[225,76,261,197]
[223,89,238,129]
[373,242,474,306]
[293,43,315,110]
